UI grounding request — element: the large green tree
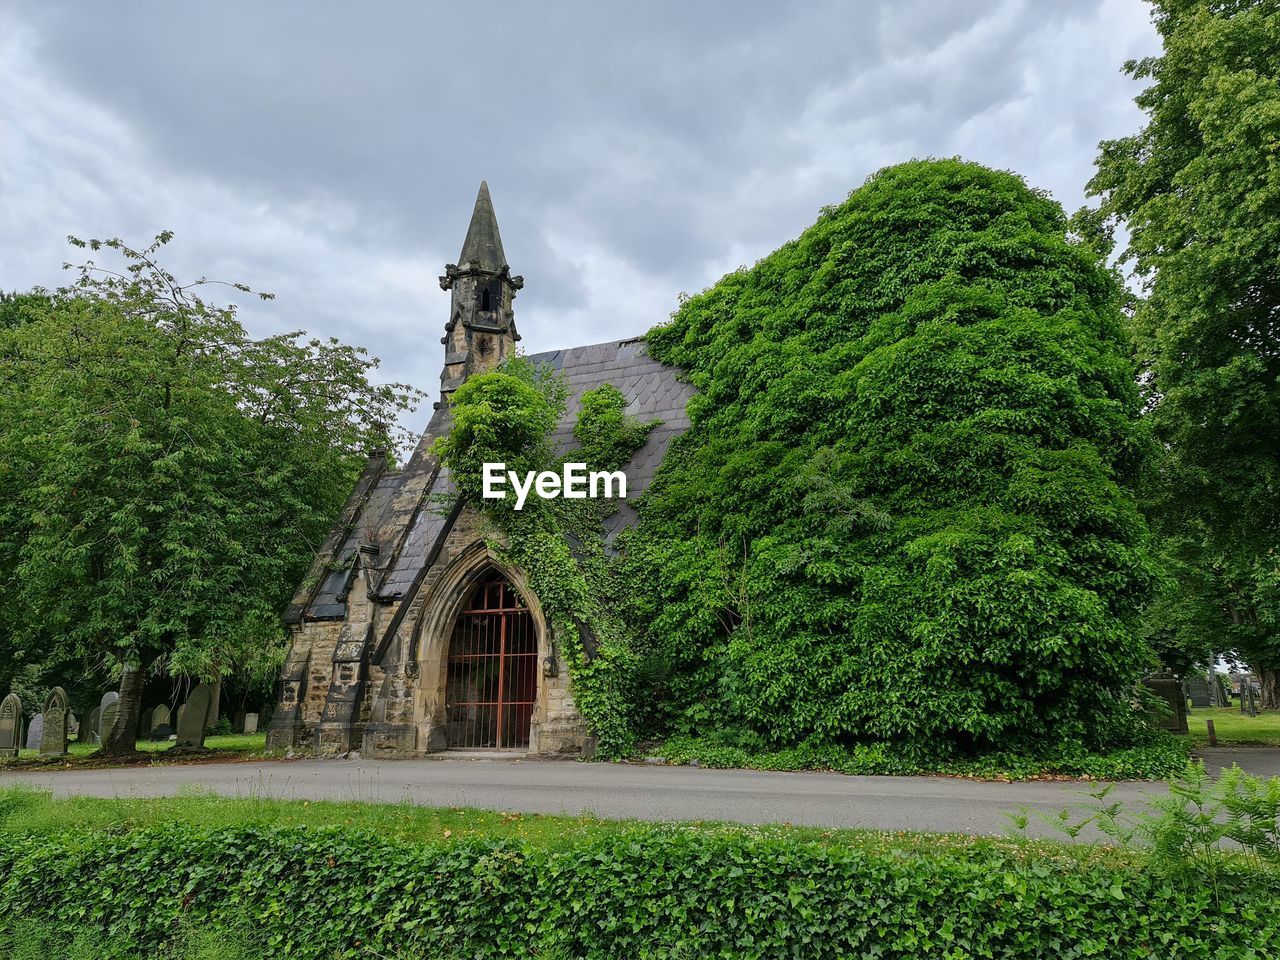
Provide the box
[1088,0,1280,704]
[629,159,1160,758]
[0,236,419,753]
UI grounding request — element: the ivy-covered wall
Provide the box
[439,159,1165,764]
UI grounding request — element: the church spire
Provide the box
[437,182,523,404]
[458,180,507,272]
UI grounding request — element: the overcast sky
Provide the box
[0,1,1159,434]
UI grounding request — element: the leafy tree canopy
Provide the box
[0,234,420,749]
[626,159,1160,757]
[1087,0,1280,703]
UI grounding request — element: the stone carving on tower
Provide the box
[437,180,523,401]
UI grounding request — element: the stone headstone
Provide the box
[149,723,174,742]
[80,706,101,744]
[25,714,43,751]
[175,704,187,733]
[243,713,259,735]
[1213,675,1231,707]
[1186,676,1213,708]
[97,692,119,742]
[100,702,120,745]
[139,707,155,737]
[151,703,171,733]
[176,683,211,750]
[0,693,23,758]
[1142,671,1188,734]
[40,686,70,756]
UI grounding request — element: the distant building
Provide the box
[267,184,692,756]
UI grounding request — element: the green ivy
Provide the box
[632,159,1163,756]
[1,821,1276,958]
[437,363,658,756]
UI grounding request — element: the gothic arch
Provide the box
[406,541,550,750]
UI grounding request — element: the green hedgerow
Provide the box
[0,815,1276,959]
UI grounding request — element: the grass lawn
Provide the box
[1186,706,1280,746]
[0,784,1127,866]
[10,732,269,762]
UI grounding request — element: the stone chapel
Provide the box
[266,183,693,756]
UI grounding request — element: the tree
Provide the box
[0,235,421,753]
[1088,0,1280,705]
[633,159,1160,758]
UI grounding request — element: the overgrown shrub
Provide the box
[0,817,1276,959]
[631,158,1161,756]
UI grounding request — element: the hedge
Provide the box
[0,824,1277,959]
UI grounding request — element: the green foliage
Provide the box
[0,806,1276,958]
[632,159,1160,756]
[1014,763,1280,888]
[1087,0,1280,698]
[573,382,659,468]
[650,731,1191,781]
[438,361,659,756]
[433,356,568,513]
[0,235,419,699]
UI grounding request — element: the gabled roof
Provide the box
[290,337,694,622]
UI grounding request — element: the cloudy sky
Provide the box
[0,1,1159,434]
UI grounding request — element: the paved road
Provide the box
[0,748,1261,839]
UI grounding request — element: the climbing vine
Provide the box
[436,363,657,755]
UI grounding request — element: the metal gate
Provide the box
[444,572,538,749]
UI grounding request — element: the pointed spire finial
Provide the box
[458,180,507,272]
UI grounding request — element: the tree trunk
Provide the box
[101,661,147,756]
[1259,666,1280,711]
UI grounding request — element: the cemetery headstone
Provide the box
[0,693,23,758]
[40,687,70,756]
[101,701,120,745]
[176,683,212,750]
[1186,676,1213,708]
[139,707,155,737]
[175,704,187,734]
[243,713,259,735]
[25,714,43,751]
[1142,671,1188,734]
[1213,675,1231,706]
[149,724,174,742]
[97,692,119,742]
[151,704,171,734]
[80,706,101,744]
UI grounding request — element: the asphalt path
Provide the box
[2,747,1271,839]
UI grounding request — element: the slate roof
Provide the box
[294,336,694,620]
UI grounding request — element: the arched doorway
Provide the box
[444,570,538,749]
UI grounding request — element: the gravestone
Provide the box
[175,683,211,750]
[1213,675,1231,707]
[1186,676,1213,708]
[139,707,155,737]
[40,687,70,756]
[80,706,101,743]
[101,701,120,745]
[1142,671,1188,734]
[25,714,43,751]
[175,704,187,734]
[151,704,171,734]
[97,692,119,742]
[243,713,259,735]
[149,724,174,742]
[0,693,23,758]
